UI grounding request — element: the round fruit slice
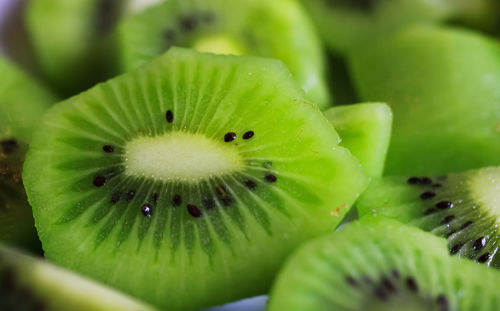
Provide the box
[357,166,500,268]
[324,103,392,178]
[23,48,368,310]
[0,244,157,311]
[0,56,57,252]
[268,217,500,311]
[117,0,330,109]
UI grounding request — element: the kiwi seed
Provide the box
[224,132,236,142]
[102,145,114,153]
[93,176,106,187]
[187,204,202,218]
[165,110,174,123]
[141,204,153,217]
[265,174,277,183]
[172,194,182,207]
[243,131,254,140]
[420,191,435,200]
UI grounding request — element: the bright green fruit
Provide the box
[269,217,500,311]
[349,26,500,175]
[357,166,500,268]
[117,0,331,109]
[325,103,392,178]
[0,57,57,252]
[23,48,367,310]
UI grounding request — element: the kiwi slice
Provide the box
[348,26,500,176]
[25,0,126,96]
[117,0,331,109]
[23,48,368,310]
[357,166,500,268]
[268,216,500,311]
[0,56,57,251]
[300,0,499,55]
[324,103,392,178]
[0,244,158,310]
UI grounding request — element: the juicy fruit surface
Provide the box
[268,217,500,311]
[0,57,56,251]
[357,167,500,268]
[349,26,500,175]
[324,103,392,178]
[118,0,330,109]
[0,244,157,311]
[23,48,367,310]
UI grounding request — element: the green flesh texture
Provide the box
[349,26,500,176]
[357,166,500,268]
[23,48,367,310]
[0,57,56,252]
[0,244,158,311]
[324,103,392,178]
[117,0,331,109]
[26,0,125,96]
[268,217,500,311]
[300,0,499,55]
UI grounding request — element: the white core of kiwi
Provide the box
[192,34,244,56]
[124,132,243,183]
[469,167,500,218]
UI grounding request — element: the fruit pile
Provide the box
[1,0,500,310]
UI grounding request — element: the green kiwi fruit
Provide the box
[0,56,57,251]
[357,166,500,268]
[0,244,158,310]
[117,0,331,109]
[348,26,500,176]
[25,0,126,96]
[324,103,392,178]
[268,216,500,311]
[300,0,499,55]
[23,48,368,310]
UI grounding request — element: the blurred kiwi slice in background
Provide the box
[117,0,331,109]
[0,55,57,252]
[23,48,368,310]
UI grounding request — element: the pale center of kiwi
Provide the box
[192,34,244,56]
[124,132,243,183]
[469,167,500,217]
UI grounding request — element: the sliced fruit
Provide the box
[357,166,500,268]
[117,0,331,109]
[349,26,500,175]
[23,48,368,310]
[324,103,392,178]
[268,217,500,311]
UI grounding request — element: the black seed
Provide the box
[405,277,418,292]
[173,194,182,207]
[93,176,106,187]
[202,199,215,210]
[432,183,442,188]
[163,29,176,41]
[244,180,257,190]
[1,139,19,155]
[421,177,432,185]
[445,230,456,238]
[460,221,473,230]
[180,16,197,32]
[420,191,435,200]
[110,192,120,204]
[441,215,455,224]
[166,110,174,123]
[407,177,421,184]
[473,237,486,251]
[102,145,114,153]
[221,197,232,206]
[126,190,136,201]
[243,131,254,140]
[187,204,202,218]
[436,201,453,209]
[450,243,464,255]
[141,204,152,217]
[0,267,16,291]
[391,269,400,279]
[374,287,389,301]
[436,295,449,311]
[224,132,236,142]
[424,208,437,215]
[477,253,491,263]
[381,277,396,292]
[152,193,159,204]
[215,184,231,206]
[265,174,277,183]
[345,276,358,287]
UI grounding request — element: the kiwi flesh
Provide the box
[348,26,500,176]
[268,216,500,311]
[0,244,158,310]
[300,0,499,55]
[117,0,331,109]
[0,56,57,252]
[25,0,126,96]
[23,48,368,310]
[357,166,500,268]
[324,103,392,178]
